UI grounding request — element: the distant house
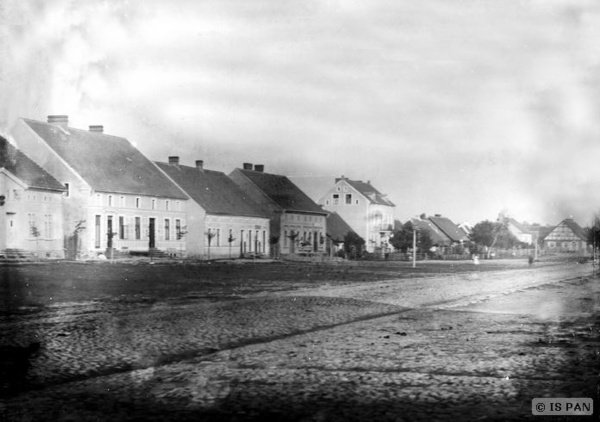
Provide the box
[325,211,355,256]
[428,214,469,245]
[411,217,452,248]
[506,218,534,245]
[229,163,328,257]
[317,176,395,253]
[0,136,66,258]
[541,218,589,253]
[156,157,270,259]
[11,116,189,258]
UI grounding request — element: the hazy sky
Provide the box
[2,0,600,226]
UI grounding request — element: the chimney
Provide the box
[254,164,264,172]
[168,156,179,165]
[47,115,69,127]
[243,162,253,170]
[195,160,204,170]
[89,125,104,133]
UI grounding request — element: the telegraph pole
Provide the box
[412,227,416,268]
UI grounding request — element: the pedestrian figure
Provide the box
[528,255,534,266]
[472,254,479,265]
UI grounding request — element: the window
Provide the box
[216,228,220,246]
[356,200,359,205]
[263,231,266,253]
[43,214,52,238]
[108,195,113,206]
[65,183,70,197]
[119,216,126,239]
[336,186,341,192]
[326,200,330,205]
[95,215,101,248]
[96,194,102,205]
[284,230,288,247]
[120,196,125,208]
[164,219,170,240]
[166,200,170,211]
[176,220,182,240]
[136,197,140,208]
[345,194,352,204]
[135,217,141,240]
[333,194,339,205]
[176,201,181,211]
[343,186,348,192]
[151,199,156,210]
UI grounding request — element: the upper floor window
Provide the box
[151,199,156,210]
[108,195,113,207]
[345,194,352,205]
[120,196,126,208]
[176,201,181,211]
[136,197,141,208]
[166,200,170,211]
[64,183,70,198]
[336,186,341,192]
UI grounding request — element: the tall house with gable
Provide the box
[542,218,589,253]
[229,163,328,257]
[1,136,66,258]
[317,176,395,252]
[11,115,190,258]
[156,157,270,259]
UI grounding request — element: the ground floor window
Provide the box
[135,217,141,240]
[119,216,126,239]
[95,215,101,248]
[164,219,170,241]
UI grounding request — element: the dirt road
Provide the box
[1,260,598,421]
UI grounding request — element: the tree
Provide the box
[287,230,299,254]
[470,218,519,258]
[228,233,236,259]
[206,230,216,260]
[390,221,433,255]
[343,231,365,260]
[30,224,42,260]
[588,214,600,264]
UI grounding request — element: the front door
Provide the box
[107,216,113,249]
[6,213,17,248]
[149,218,156,249]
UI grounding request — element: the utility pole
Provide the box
[412,227,416,268]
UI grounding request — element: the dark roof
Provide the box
[343,178,395,207]
[562,218,588,241]
[23,119,187,199]
[235,169,327,215]
[412,218,452,245]
[156,162,267,218]
[0,136,65,191]
[532,225,554,241]
[428,215,469,243]
[327,212,355,241]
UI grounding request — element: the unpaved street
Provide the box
[1,260,599,421]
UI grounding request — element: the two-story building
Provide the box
[318,176,395,253]
[1,136,66,258]
[156,157,270,259]
[11,116,191,259]
[229,163,328,257]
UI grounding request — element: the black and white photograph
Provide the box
[1,0,599,420]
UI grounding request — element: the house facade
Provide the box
[506,218,533,245]
[1,137,65,257]
[229,164,327,257]
[542,218,588,253]
[318,176,395,253]
[156,158,270,259]
[11,116,191,259]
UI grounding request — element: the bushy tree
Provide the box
[470,218,520,257]
[343,231,365,260]
[390,221,432,254]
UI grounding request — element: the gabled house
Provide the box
[506,218,534,245]
[541,218,589,253]
[229,163,327,257]
[317,176,395,253]
[1,136,66,258]
[411,217,452,248]
[11,116,190,259]
[156,157,270,259]
[427,214,469,245]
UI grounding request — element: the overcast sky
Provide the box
[2,0,600,226]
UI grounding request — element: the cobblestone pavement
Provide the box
[1,263,599,421]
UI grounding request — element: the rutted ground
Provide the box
[1,260,599,421]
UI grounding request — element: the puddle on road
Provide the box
[458,278,600,319]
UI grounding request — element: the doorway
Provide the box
[149,218,156,249]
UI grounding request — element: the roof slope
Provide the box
[562,218,588,241]
[327,212,355,241]
[236,169,327,214]
[156,162,267,218]
[344,179,395,207]
[507,218,532,234]
[23,119,187,199]
[0,136,65,191]
[428,215,469,243]
[412,218,451,245]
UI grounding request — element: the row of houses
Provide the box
[1,115,397,260]
[0,115,592,260]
